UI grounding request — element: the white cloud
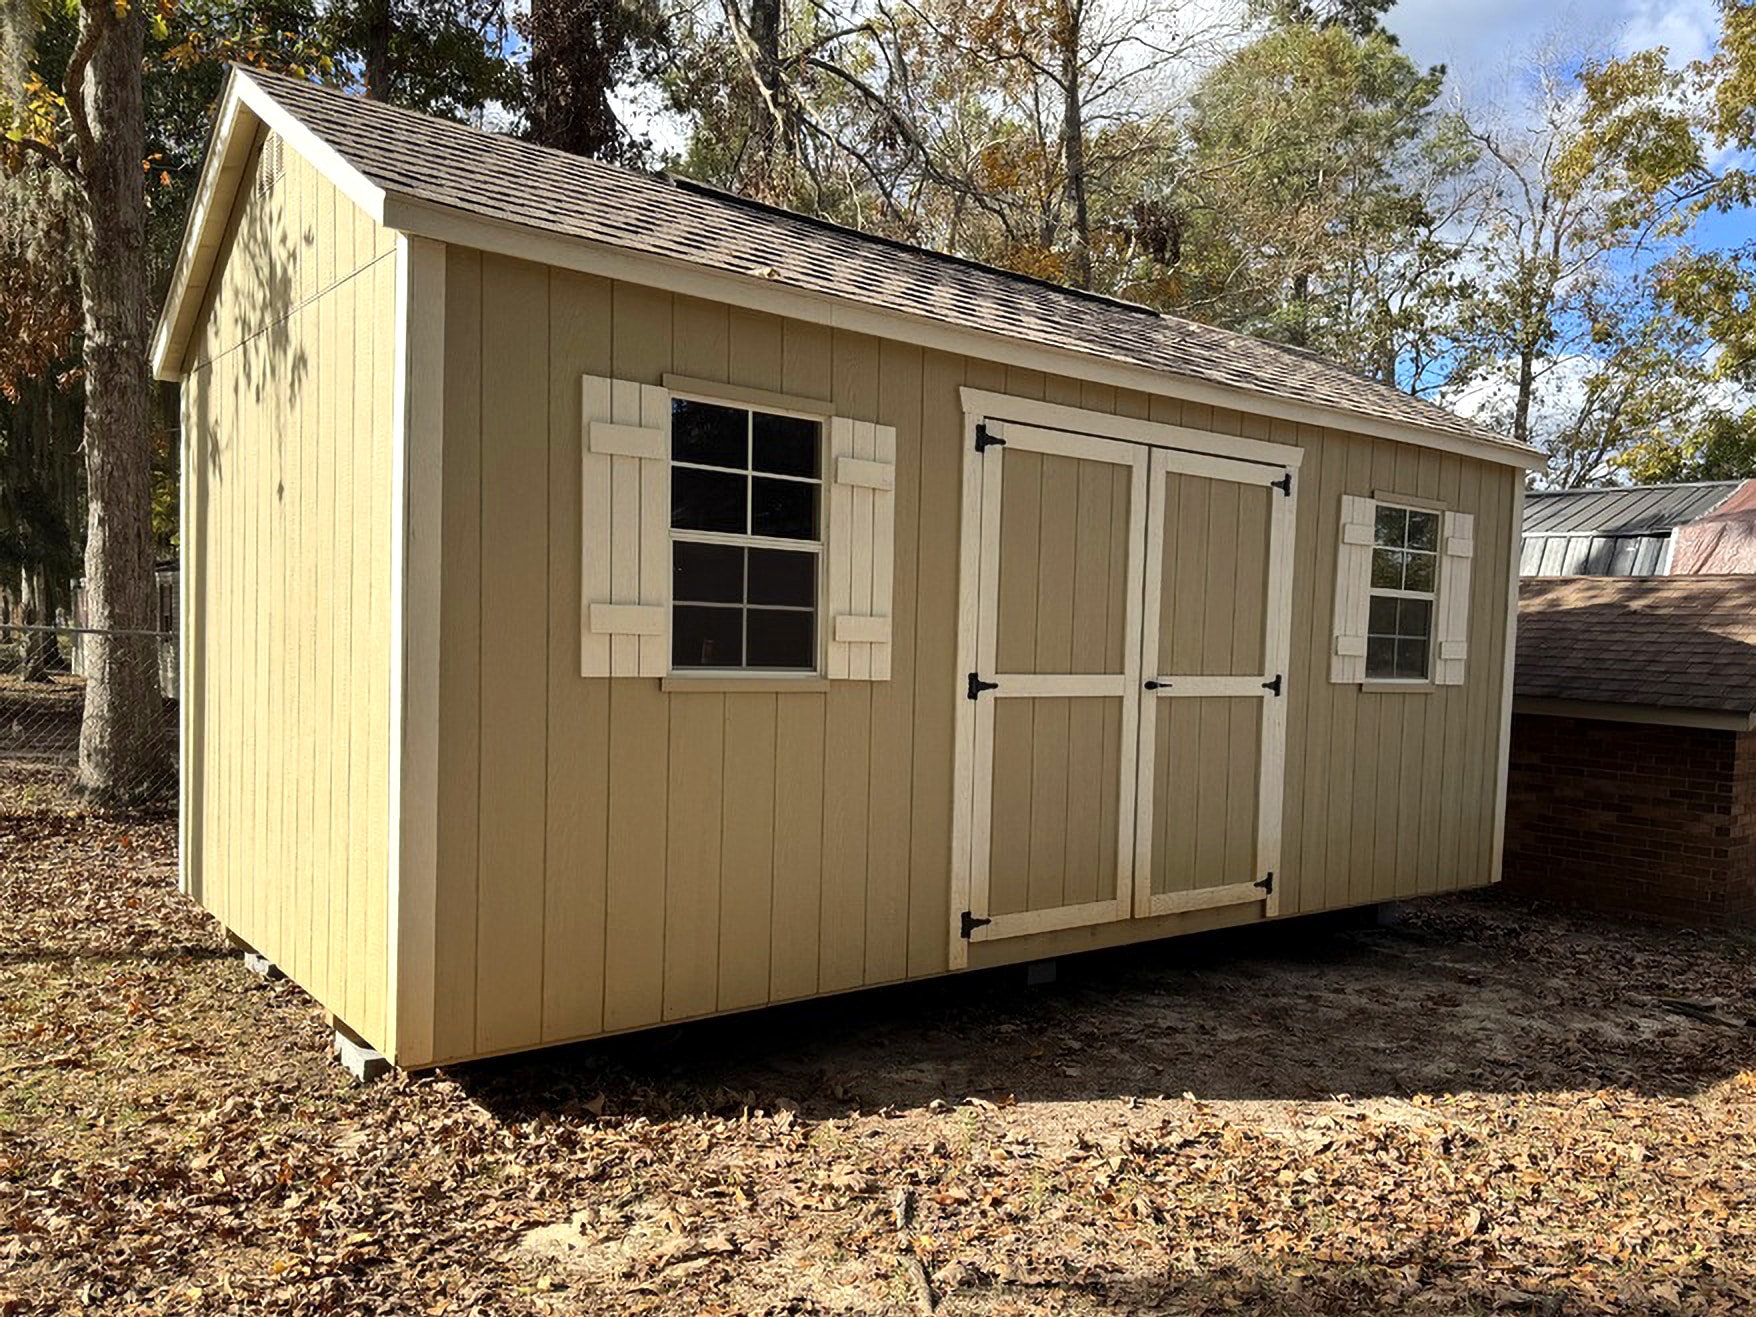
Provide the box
[1387,0,1721,87]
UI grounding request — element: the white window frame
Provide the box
[1365,501,1441,684]
[667,391,829,678]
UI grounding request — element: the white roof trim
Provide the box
[380,193,1541,471]
[155,70,1544,472]
[151,68,388,381]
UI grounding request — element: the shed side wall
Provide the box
[182,130,397,1047]
[427,254,1517,1065]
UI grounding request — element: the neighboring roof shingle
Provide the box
[243,69,1517,453]
[1516,576,1756,714]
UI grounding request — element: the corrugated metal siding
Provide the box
[1524,483,1739,534]
[1520,483,1741,577]
[1521,533,1671,578]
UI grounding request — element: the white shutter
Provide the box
[1330,494,1375,684]
[1434,510,1475,686]
[580,374,670,678]
[825,416,897,681]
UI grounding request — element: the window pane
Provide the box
[1407,511,1439,551]
[673,605,743,669]
[1370,548,1405,590]
[747,607,814,669]
[674,541,743,603]
[1395,638,1429,679]
[1374,505,1406,547]
[1366,635,1396,678]
[1368,595,1399,635]
[1397,597,1432,638]
[672,400,747,469]
[672,467,747,533]
[1404,551,1436,593]
[752,477,818,540]
[748,547,815,606]
[753,413,820,478]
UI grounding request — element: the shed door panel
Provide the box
[967,427,1147,942]
[1134,450,1294,918]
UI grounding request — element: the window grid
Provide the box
[670,400,823,674]
[1366,504,1439,681]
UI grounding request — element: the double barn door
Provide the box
[957,416,1296,957]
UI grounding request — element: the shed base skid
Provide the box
[333,1021,392,1083]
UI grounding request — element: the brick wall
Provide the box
[1502,712,1756,925]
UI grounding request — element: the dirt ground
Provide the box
[4,768,1755,1316]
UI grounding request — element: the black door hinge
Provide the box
[975,422,1006,452]
[1273,471,1292,497]
[1256,872,1275,894]
[1144,679,1169,691]
[961,910,993,939]
[967,672,999,700]
[1262,674,1283,697]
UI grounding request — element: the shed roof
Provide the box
[1516,575,1756,715]
[1523,482,1743,536]
[1519,481,1747,577]
[154,68,1539,467]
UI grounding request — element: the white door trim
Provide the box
[1131,447,1297,920]
[962,422,1148,947]
[964,391,1306,469]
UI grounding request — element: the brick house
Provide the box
[1505,576,1756,924]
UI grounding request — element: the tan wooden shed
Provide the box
[152,68,1544,1069]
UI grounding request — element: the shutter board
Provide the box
[1330,494,1375,684]
[1435,510,1475,686]
[826,416,897,681]
[589,420,666,460]
[581,374,671,678]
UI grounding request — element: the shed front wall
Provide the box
[424,249,1518,1067]
[182,129,398,1050]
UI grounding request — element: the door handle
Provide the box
[1144,679,1169,691]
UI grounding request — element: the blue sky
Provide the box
[1388,0,1753,252]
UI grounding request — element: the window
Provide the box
[669,398,822,671]
[1366,504,1439,680]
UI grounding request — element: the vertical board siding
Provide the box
[183,135,395,1049]
[423,260,1521,1064]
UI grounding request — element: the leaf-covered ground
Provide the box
[4,769,1755,1316]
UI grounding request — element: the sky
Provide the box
[1387,0,1752,251]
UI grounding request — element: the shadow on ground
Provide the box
[455,895,1756,1126]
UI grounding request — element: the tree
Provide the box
[523,0,666,162]
[1615,407,1756,483]
[319,0,516,114]
[1167,18,1467,381]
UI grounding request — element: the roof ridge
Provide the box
[203,67,1527,456]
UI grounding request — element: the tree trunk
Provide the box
[362,0,395,101]
[74,1,163,802]
[527,0,625,161]
[19,568,55,682]
[1057,0,1092,290]
[745,0,785,191]
[1513,343,1535,449]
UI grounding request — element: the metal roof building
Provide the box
[1519,481,1746,576]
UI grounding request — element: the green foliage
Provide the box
[1169,21,1460,379]
[1615,407,1756,482]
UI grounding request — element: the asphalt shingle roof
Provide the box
[1516,575,1756,715]
[244,68,1520,454]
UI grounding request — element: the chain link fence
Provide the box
[0,624,179,808]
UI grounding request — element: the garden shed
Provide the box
[153,68,1541,1069]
